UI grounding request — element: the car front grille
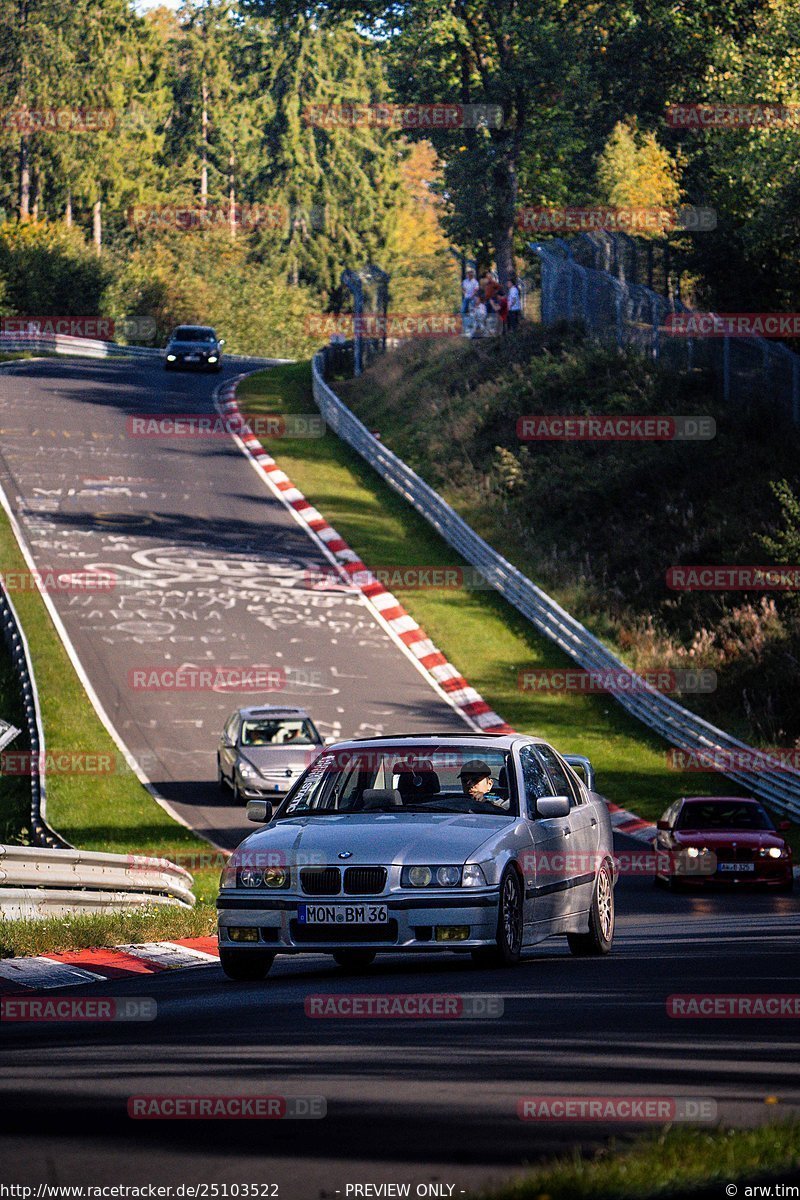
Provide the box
[300,867,341,895]
[289,920,398,944]
[343,867,387,895]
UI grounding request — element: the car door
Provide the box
[220,713,240,784]
[517,744,569,932]
[537,743,597,916]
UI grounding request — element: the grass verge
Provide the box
[238,363,738,821]
[0,504,218,955]
[481,1121,800,1200]
[0,904,213,959]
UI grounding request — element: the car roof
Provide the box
[235,706,312,720]
[172,324,216,334]
[680,796,760,804]
[323,733,543,751]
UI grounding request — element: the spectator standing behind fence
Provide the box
[468,293,488,338]
[461,267,479,315]
[487,283,506,336]
[507,275,521,331]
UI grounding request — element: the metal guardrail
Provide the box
[311,351,800,820]
[0,332,294,364]
[0,578,69,849]
[0,846,194,917]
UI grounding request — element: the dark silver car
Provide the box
[217,705,324,803]
[164,324,224,372]
[216,733,616,980]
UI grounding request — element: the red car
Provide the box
[655,796,794,891]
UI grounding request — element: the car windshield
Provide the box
[240,718,318,747]
[278,744,516,817]
[172,327,214,342]
[677,801,775,831]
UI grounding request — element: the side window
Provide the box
[563,764,586,806]
[538,745,578,805]
[519,746,553,818]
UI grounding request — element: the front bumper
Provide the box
[217,890,500,952]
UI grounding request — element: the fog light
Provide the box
[435,926,470,942]
[228,927,259,942]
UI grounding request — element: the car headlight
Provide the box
[219,863,237,889]
[208,355,218,362]
[762,847,784,859]
[685,846,704,858]
[401,865,476,887]
[166,353,176,361]
[238,762,260,780]
[235,864,290,888]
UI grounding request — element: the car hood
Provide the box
[235,812,510,866]
[673,830,786,851]
[239,746,319,776]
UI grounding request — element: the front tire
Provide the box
[219,948,275,981]
[332,950,376,971]
[472,867,523,967]
[568,860,615,956]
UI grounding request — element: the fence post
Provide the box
[651,295,660,361]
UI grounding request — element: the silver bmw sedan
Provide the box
[216,734,616,979]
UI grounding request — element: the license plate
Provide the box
[185,354,199,361]
[718,862,755,872]
[298,903,388,925]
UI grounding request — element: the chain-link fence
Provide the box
[530,233,800,426]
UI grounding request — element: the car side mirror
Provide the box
[247,800,273,823]
[537,795,570,819]
[323,736,336,746]
[657,819,671,831]
[222,736,235,748]
[778,819,791,831]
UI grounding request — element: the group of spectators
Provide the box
[461,267,522,337]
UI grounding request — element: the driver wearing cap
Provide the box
[458,759,510,811]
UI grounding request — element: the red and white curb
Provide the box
[0,937,219,993]
[215,376,512,736]
[216,375,658,845]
